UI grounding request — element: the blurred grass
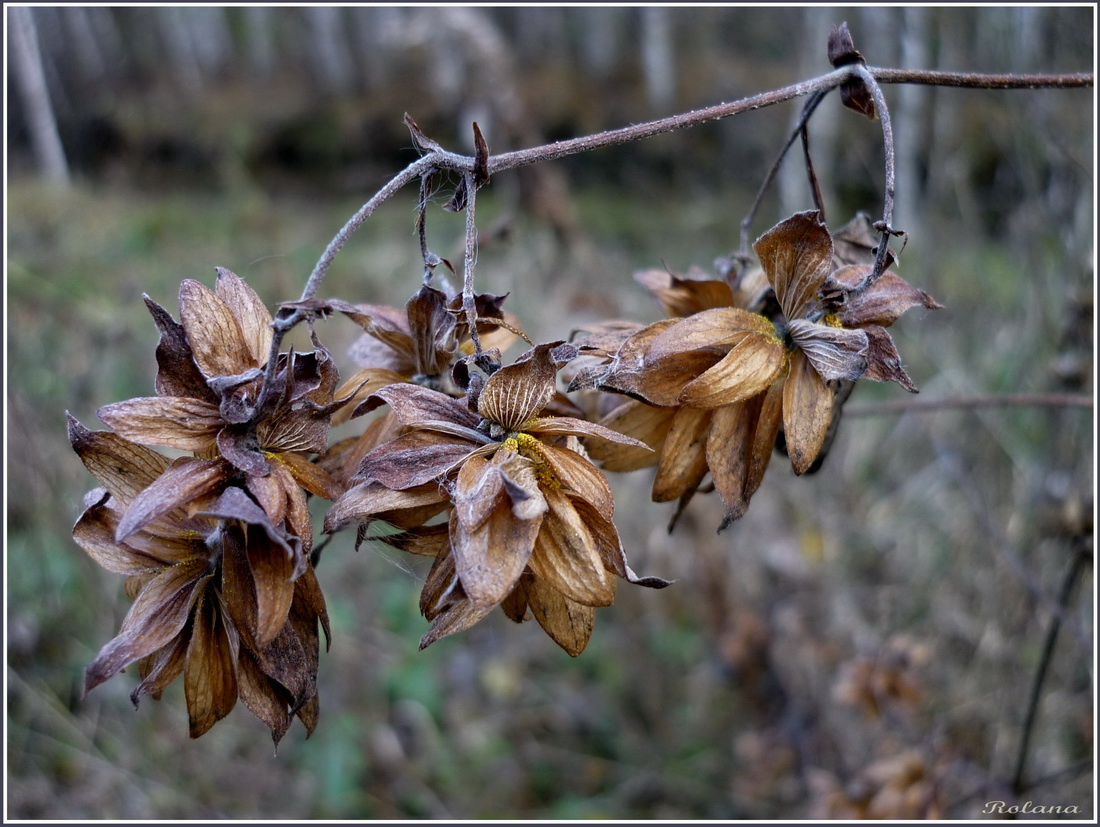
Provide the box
[6,90,1094,821]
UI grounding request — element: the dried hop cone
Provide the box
[325,342,670,656]
[576,210,940,528]
[94,267,347,546]
[69,416,329,744]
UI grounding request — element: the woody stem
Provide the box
[739,89,831,260]
[303,67,1090,298]
[854,63,896,290]
[461,172,483,356]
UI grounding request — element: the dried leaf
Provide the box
[525,415,653,450]
[84,558,212,694]
[835,267,943,327]
[753,211,834,321]
[634,268,735,317]
[129,635,189,707]
[537,442,616,522]
[215,268,273,367]
[116,458,229,541]
[527,486,615,607]
[472,121,490,187]
[67,414,172,506]
[361,383,483,433]
[404,112,442,154]
[97,396,223,452]
[782,351,835,475]
[324,480,450,533]
[275,450,346,502]
[478,343,560,432]
[586,400,672,472]
[183,591,239,738]
[143,295,217,402]
[451,458,542,607]
[179,278,254,378]
[418,597,494,650]
[787,320,869,382]
[705,395,764,524]
[524,578,595,657]
[676,333,786,408]
[73,502,188,574]
[861,326,919,392]
[356,430,478,490]
[379,523,451,558]
[407,285,457,376]
[652,406,712,503]
[237,649,292,746]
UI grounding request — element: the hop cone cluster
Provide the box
[70,212,937,741]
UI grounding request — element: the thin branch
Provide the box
[870,68,1092,89]
[1012,539,1091,794]
[933,433,1092,650]
[800,99,827,221]
[303,66,1091,299]
[845,394,1094,417]
[491,68,855,175]
[853,64,897,290]
[739,89,831,259]
[417,170,437,285]
[460,172,483,357]
[300,152,456,301]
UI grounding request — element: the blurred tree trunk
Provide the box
[895,6,932,239]
[779,7,838,219]
[578,7,623,81]
[352,7,405,95]
[10,6,70,184]
[509,6,567,63]
[62,6,108,85]
[305,6,356,95]
[156,7,233,95]
[243,6,275,81]
[641,7,675,113]
[159,7,204,94]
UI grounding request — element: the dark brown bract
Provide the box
[325,342,669,655]
[576,210,940,527]
[68,416,328,744]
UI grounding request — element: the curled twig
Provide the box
[301,65,1091,306]
[852,63,899,290]
[739,89,831,260]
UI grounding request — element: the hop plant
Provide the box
[574,210,940,527]
[325,342,670,656]
[68,417,328,743]
[63,18,1076,749]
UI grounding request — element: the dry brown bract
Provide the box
[579,210,939,527]
[333,283,520,413]
[68,416,329,744]
[94,268,344,547]
[325,342,669,655]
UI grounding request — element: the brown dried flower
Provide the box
[325,342,668,655]
[68,415,329,743]
[94,268,345,544]
[577,210,939,526]
[334,284,520,410]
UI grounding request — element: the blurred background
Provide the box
[6,5,1094,820]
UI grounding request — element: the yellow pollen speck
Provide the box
[514,433,541,452]
[824,312,844,328]
[502,437,520,453]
